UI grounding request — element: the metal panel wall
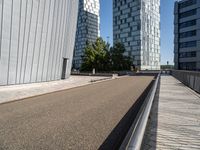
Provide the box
[0,0,79,85]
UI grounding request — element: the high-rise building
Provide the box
[113,0,160,70]
[174,0,200,71]
[0,0,79,85]
[73,0,100,69]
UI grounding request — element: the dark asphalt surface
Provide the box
[0,76,154,150]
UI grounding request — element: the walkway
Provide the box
[0,76,154,150]
[0,76,111,104]
[142,75,200,150]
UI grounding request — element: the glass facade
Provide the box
[179,30,196,38]
[179,20,196,29]
[73,0,100,69]
[179,41,197,48]
[179,0,196,9]
[179,9,197,18]
[179,51,196,58]
[174,0,200,71]
[113,0,160,70]
[179,62,197,70]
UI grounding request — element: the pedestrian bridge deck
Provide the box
[142,75,200,150]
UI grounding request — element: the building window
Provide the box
[179,51,196,58]
[179,41,197,48]
[179,20,196,29]
[179,9,196,18]
[179,30,196,38]
[179,0,196,9]
[179,62,196,70]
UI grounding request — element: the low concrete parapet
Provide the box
[71,71,135,77]
[71,72,113,77]
[171,70,200,94]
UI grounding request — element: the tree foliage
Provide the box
[81,38,133,71]
[110,42,132,71]
[81,38,110,71]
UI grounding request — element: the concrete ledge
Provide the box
[0,76,112,105]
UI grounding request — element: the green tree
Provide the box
[81,38,110,71]
[110,42,133,71]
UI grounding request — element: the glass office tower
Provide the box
[73,0,100,69]
[113,0,160,70]
[174,0,200,71]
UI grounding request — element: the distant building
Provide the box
[73,0,100,69]
[174,0,200,71]
[161,65,174,70]
[113,0,161,70]
[0,0,79,85]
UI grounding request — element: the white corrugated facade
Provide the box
[0,0,79,85]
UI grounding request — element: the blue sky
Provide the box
[100,0,174,65]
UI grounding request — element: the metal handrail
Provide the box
[120,73,160,150]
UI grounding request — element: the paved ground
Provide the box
[0,76,154,150]
[142,75,200,150]
[0,76,111,104]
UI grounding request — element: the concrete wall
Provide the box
[172,70,200,94]
[0,0,79,85]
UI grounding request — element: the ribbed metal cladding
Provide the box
[0,0,79,85]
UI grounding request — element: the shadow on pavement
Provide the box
[98,76,156,150]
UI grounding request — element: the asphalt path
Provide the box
[0,76,154,150]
